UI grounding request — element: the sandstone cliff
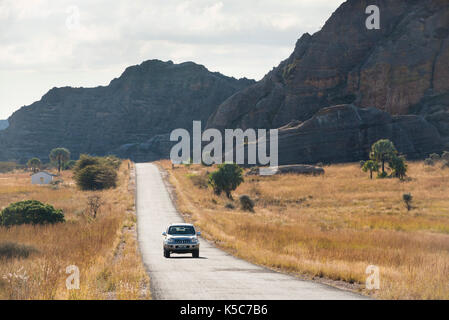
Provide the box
[0,60,254,162]
[207,0,449,158]
[276,104,442,164]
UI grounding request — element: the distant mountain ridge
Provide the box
[0,60,254,162]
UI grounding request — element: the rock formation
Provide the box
[0,120,8,131]
[207,0,449,162]
[275,104,442,164]
[0,60,254,162]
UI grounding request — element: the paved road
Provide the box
[136,163,364,300]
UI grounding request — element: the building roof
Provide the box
[31,171,57,177]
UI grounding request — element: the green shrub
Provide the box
[224,202,235,209]
[429,153,440,161]
[0,200,64,227]
[102,155,122,170]
[442,151,449,162]
[74,154,101,173]
[359,160,366,168]
[208,163,244,199]
[63,160,77,170]
[403,193,413,211]
[73,155,120,191]
[239,195,254,212]
[74,164,118,191]
[0,242,38,259]
[389,155,408,179]
[424,158,435,166]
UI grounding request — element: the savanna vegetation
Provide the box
[73,155,120,191]
[0,159,149,299]
[0,200,64,227]
[0,162,23,173]
[49,148,71,173]
[159,155,449,299]
[27,158,41,173]
[361,140,408,179]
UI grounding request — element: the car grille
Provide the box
[174,239,191,244]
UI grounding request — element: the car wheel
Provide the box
[164,249,170,258]
[192,250,199,258]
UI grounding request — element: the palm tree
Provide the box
[49,148,70,173]
[370,139,397,175]
[389,155,408,180]
[27,157,41,173]
[362,160,379,179]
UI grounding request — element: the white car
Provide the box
[162,223,201,258]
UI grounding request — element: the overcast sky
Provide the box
[0,0,344,119]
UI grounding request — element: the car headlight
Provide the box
[191,238,198,243]
[166,238,175,244]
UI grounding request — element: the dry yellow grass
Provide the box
[0,161,150,300]
[159,160,449,299]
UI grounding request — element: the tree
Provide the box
[49,148,71,173]
[370,139,397,175]
[389,155,408,179]
[74,164,117,191]
[63,160,77,170]
[74,154,100,173]
[429,153,440,161]
[362,160,379,179]
[442,151,449,161]
[74,154,121,173]
[86,194,103,219]
[208,163,244,199]
[27,158,41,173]
[424,158,435,166]
[0,200,64,226]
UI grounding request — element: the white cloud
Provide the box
[0,0,345,118]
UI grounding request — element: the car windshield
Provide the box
[168,226,195,235]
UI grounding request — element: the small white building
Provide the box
[31,171,56,185]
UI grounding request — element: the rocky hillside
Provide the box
[208,0,449,161]
[0,60,254,162]
[275,104,442,164]
[0,120,8,131]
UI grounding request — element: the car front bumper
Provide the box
[164,243,199,253]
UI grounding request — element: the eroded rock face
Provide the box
[0,120,8,131]
[207,0,449,153]
[0,60,254,162]
[275,105,442,164]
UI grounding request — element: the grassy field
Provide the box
[0,161,149,299]
[159,160,449,299]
